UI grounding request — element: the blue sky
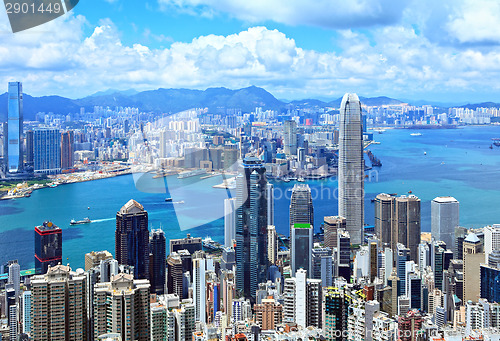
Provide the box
[1,0,500,103]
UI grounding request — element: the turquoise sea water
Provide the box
[1,125,500,270]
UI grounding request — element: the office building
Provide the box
[338,93,364,244]
[34,221,62,275]
[115,199,149,280]
[375,194,421,261]
[224,198,237,248]
[431,197,459,254]
[25,129,34,167]
[31,264,87,341]
[480,258,500,304]
[173,299,196,341]
[85,250,113,271]
[60,130,74,170]
[169,234,202,254]
[290,223,313,276]
[192,251,215,323]
[150,229,166,295]
[167,252,185,298]
[267,183,274,226]
[289,184,314,237]
[463,233,484,302]
[267,225,278,265]
[7,81,23,173]
[235,157,268,300]
[254,298,283,330]
[312,247,333,286]
[394,195,421,262]
[7,260,20,300]
[94,273,150,341]
[33,128,61,174]
[337,229,351,280]
[484,225,500,261]
[374,193,394,248]
[283,120,297,155]
[22,290,31,335]
[324,216,346,250]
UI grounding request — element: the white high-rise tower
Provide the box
[338,93,364,244]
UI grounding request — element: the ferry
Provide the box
[410,133,422,136]
[70,217,91,225]
[165,198,173,202]
[202,237,222,251]
[177,169,207,179]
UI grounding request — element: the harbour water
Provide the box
[1,125,500,269]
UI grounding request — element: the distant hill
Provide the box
[1,86,498,120]
[460,102,500,110]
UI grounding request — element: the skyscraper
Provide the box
[150,229,166,295]
[93,273,150,341]
[33,128,61,174]
[283,120,297,155]
[463,233,483,302]
[324,216,346,250]
[7,81,23,173]
[289,184,314,238]
[267,183,274,226]
[235,156,268,300]
[374,194,421,262]
[224,198,237,248]
[34,221,62,275]
[338,93,364,244]
[60,130,74,170]
[291,223,313,276]
[431,197,459,253]
[394,195,421,262]
[31,264,87,341]
[115,199,150,280]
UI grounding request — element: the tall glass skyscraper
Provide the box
[34,221,62,274]
[289,184,314,238]
[431,197,459,253]
[115,199,150,280]
[33,128,61,174]
[7,82,23,173]
[235,156,268,300]
[338,93,364,244]
[149,229,166,295]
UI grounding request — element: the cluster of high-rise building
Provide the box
[2,91,500,341]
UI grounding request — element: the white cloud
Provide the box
[158,0,411,28]
[3,7,500,101]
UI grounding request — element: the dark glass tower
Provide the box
[149,229,166,294]
[7,82,23,173]
[115,199,149,280]
[34,221,62,274]
[289,184,314,238]
[235,156,268,300]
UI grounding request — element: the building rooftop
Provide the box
[464,233,480,244]
[433,196,459,203]
[119,199,144,214]
[35,221,61,232]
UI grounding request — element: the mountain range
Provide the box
[0,86,498,121]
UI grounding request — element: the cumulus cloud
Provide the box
[2,7,500,101]
[158,0,411,29]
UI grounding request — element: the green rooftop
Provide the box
[293,223,311,229]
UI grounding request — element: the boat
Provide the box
[283,177,290,183]
[70,217,91,225]
[494,141,500,147]
[490,144,494,149]
[410,133,422,136]
[408,190,412,194]
[165,198,173,202]
[202,236,222,251]
[424,151,427,155]
[177,169,207,179]
[297,177,305,182]
[175,200,185,204]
